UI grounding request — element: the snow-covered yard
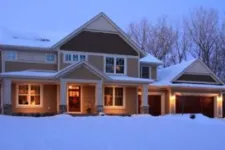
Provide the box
[1,114,225,150]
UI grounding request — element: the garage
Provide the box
[176,96,214,118]
[148,95,161,116]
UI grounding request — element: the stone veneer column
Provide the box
[141,84,149,114]
[95,81,103,113]
[60,80,67,113]
[3,79,12,114]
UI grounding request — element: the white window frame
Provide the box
[45,53,56,63]
[4,51,17,61]
[104,56,127,75]
[103,86,125,108]
[63,52,87,63]
[141,66,151,79]
[16,84,43,108]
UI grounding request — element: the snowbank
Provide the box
[0,114,225,150]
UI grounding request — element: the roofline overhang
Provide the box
[149,84,225,90]
[0,44,56,51]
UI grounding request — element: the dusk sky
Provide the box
[1,0,225,33]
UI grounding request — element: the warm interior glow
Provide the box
[69,85,73,89]
[217,94,223,106]
[169,93,176,113]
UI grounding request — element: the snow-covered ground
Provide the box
[1,114,225,150]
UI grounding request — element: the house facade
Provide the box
[0,12,224,117]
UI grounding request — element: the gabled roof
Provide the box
[51,12,145,56]
[151,59,225,89]
[56,61,110,80]
[140,52,162,65]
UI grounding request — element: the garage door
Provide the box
[148,95,161,116]
[176,96,214,118]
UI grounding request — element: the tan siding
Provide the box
[127,58,138,77]
[88,55,104,72]
[104,86,138,114]
[185,61,210,74]
[5,61,57,72]
[82,86,96,113]
[62,66,101,80]
[59,53,70,69]
[12,84,57,114]
[151,66,157,79]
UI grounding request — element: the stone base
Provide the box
[140,106,149,114]
[96,105,103,113]
[59,105,67,113]
[3,104,12,115]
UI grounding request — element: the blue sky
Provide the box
[1,0,225,33]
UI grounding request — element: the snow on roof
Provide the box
[0,70,57,78]
[140,53,162,65]
[109,75,153,83]
[0,28,68,48]
[151,59,225,89]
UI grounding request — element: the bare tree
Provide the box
[185,7,219,72]
[128,16,178,67]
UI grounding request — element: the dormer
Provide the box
[139,53,162,80]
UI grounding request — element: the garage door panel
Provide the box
[176,96,214,118]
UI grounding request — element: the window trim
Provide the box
[63,52,87,63]
[103,86,125,108]
[16,84,43,108]
[45,53,56,63]
[141,66,151,79]
[104,56,127,75]
[4,51,17,61]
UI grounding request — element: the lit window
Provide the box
[5,51,17,61]
[46,53,56,62]
[105,57,125,74]
[17,84,42,107]
[104,87,124,107]
[116,58,124,74]
[141,66,150,78]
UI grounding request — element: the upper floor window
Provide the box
[5,51,17,61]
[64,53,87,63]
[141,66,150,78]
[105,57,125,74]
[46,53,56,62]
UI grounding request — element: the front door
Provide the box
[68,85,81,112]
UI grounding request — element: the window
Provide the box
[46,53,56,62]
[141,66,150,78]
[105,57,114,73]
[104,87,124,107]
[64,53,87,63]
[17,84,42,107]
[5,51,17,61]
[105,57,125,74]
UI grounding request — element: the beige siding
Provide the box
[62,66,101,80]
[5,61,57,72]
[127,58,139,77]
[82,86,96,113]
[88,55,104,72]
[59,53,70,69]
[151,66,157,80]
[12,84,57,114]
[104,87,138,114]
[185,61,210,74]
[85,16,118,32]
[4,51,57,63]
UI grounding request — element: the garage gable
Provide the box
[172,60,223,85]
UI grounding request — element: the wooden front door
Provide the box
[68,86,81,112]
[148,95,161,116]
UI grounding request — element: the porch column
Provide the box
[60,80,67,113]
[169,90,176,114]
[2,79,12,114]
[214,93,223,118]
[141,84,149,114]
[95,81,103,113]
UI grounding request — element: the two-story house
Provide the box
[0,12,224,117]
